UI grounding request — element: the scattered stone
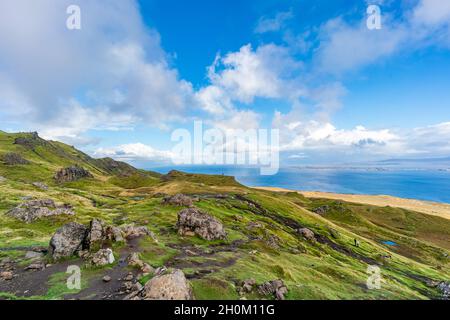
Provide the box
[25,251,44,260]
[103,275,112,283]
[312,205,330,215]
[265,235,280,249]
[24,262,45,271]
[124,272,134,282]
[32,182,48,191]
[247,221,262,229]
[90,248,115,266]
[142,269,194,300]
[437,282,450,299]
[240,279,256,294]
[54,165,93,183]
[258,279,288,300]
[127,253,154,275]
[162,194,193,207]
[0,271,14,281]
[7,199,75,223]
[297,228,315,241]
[2,152,29,165]
[177,208,227,241]
[49,222,88,260]
[121,225,157,242]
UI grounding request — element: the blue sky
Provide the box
[0,0,450,167]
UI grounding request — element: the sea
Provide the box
[147,165,450,204]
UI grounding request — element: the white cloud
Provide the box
[0,0,193,142]
[94,143,173,162]
[412,0,450,26]
[255,10,294,34]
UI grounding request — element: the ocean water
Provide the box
[148,166,450,204]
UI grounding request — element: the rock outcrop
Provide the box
[54,165,93,183]
[162,194,193,207]
[176,208,226,241]
[122,225,157,242]
[313,205,330,215]
[7,199,75,223]
[49,222,88,260]
[297,228,315,241]
[258,279,288,300]
[437,282,450,300]
[48,219,152,260]
[142,269,193,300]
[2,152,29,165]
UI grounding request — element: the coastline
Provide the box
[254,186,450,221]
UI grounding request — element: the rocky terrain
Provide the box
[0,131,449,300]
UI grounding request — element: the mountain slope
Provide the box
[0,132,449,300]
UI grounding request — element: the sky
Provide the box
[0,0,450,167]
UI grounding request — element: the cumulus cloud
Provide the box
[0,0,193,142]
[94,143,173,162]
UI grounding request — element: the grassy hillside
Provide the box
[0,131,449,300]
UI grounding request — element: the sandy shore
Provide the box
[254,187,450,221]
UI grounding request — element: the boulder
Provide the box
[0,271,14,281]
[142,269,193,300]
[162,194,193,207]
[7,199,75,223]
[49,222,88,260]
[25,251,44,260]
[2,152,29,165]
[0,176,6,183]
[121,225,157,242]
[54,165,93,183]
[258,279,288,300]
[90,248,115,266]
[127,252,155,275]
[32,182,48,191]
[176,208,226,241]
[438,282,450,300]
[298,228,315,241]
[312,205,330,215]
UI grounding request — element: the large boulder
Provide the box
[2,152,29,165]
[85,219,125,246]
[7,199,75,223]
[177,208,226,241]
[54,165,93,183]
[162,194,193,207]
[142,269,193,300]
[49,222,88,260]
[438,282,450,300]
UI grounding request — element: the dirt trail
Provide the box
[0,238,141,300]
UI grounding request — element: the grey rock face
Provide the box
[177,208,226,241]
[297,228,315,241]
[162,194,193,207]
[2,152,29,165]
[7,199,75,223]
[142,269,193,300]
[49,222,88,260]
[54,165,93,183]
[258,279,288,300]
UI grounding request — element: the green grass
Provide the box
[0,130,449,300]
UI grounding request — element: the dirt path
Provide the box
[255,187,450,220]
[0,239,142,300]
